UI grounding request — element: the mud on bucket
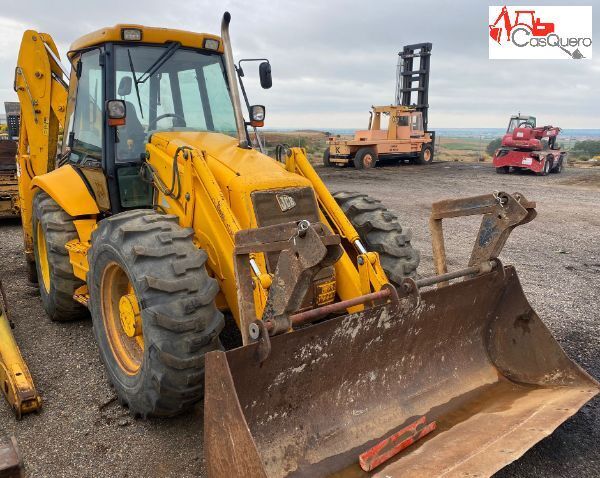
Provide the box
[204,265,598,477]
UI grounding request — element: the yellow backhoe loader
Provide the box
[9,11,598,477]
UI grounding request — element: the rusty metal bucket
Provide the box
[205,265,598,477]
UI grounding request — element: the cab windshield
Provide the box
[114,45,237,162]
[507,116,536,133]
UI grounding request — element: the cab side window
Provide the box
[70,49,103,163]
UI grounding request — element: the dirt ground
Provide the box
[0,161,599,478]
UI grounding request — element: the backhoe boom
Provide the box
[14,31,69,263]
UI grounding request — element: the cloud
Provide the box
[1,0,598,128]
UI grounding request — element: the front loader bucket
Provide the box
[205,265,598,477]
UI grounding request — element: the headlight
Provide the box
[122,28,142,41]
[107,100,127,126]
[203,38,220,50]
[250,105,265,122]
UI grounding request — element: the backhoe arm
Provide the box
[14,30,69,262]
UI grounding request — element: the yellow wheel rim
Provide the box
[424,149,432,162]
[36,222,51,292]
[100,262,144,375]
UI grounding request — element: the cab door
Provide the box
[61,48,111,211]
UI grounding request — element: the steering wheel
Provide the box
[518,121,533,129]
[149,113,187,130]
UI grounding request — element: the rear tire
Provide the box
[32,191,87,321]
[353,148,377,169]
[537,158,551,176]
[415,144,434,165]
[551,157,564,174]
[333,192,420,283]
[88,211,224,417]
[496,166,509,174]
[323,149,332,167]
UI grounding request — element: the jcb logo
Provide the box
[276,194,296,212]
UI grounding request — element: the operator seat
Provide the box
[116,76,147,161]
[116,101,147,160]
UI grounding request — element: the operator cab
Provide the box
[60,25,270,215]
[368,106,424,140]
[507,115,536,133]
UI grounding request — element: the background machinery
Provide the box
[493,114,566,175]
[8,13,598,477]
[325,43,434,168]
[0,103,20,218]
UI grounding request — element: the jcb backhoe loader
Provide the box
[11,12,598,477]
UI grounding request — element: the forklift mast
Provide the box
[395,43,432,132]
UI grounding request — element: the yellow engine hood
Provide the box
[149,131,314,228]
[151,131,311,188]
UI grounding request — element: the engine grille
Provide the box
[251,187,320,228]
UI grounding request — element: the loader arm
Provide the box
[145,141,391,330]
[284,147,390,298]
[145,137,270,326]
[14,30,69,262]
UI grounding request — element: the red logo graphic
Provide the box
[489,6,555,43]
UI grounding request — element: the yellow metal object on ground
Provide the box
[100,264,144,375]
[0,281,42,419]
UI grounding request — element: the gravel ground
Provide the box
[0,161,598,477]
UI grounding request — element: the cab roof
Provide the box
[371,105,416,114]
[69,24,223,54]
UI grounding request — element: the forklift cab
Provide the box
[507,115,536,134]
[368,106,423,141]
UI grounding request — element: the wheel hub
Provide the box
[118,293,142,338]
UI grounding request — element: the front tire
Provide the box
[333,192,420,283]
[353,148,378,169]
[415,144,434,165]
[537,158,551,176]
[32,191,87,321]
[88,211,224,417]
[496,166,509,174]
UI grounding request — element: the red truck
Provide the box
[493,114,566,175]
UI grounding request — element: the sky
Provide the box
[0,0,598,129]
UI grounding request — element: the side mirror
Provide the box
[259,61,272,89]
[249,105,265,127]
[107,100,126,126]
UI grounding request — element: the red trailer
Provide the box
[493,114,566,176]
